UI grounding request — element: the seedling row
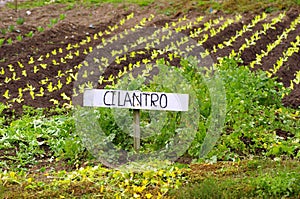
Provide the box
[0,10,299,109]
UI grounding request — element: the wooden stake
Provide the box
[15,0,18,13]
[133,109,140,152]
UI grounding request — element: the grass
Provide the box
[170,159,300,198]
[5,0,300,14]
[6,0,154,9]
[1,158,299,198]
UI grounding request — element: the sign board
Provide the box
[83,89,189,111]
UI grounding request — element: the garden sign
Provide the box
[83,89,189,151]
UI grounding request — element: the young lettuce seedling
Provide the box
[0,38,5,47]
[16,35,23,41]
[25,31,33,38]
[16,17,25,25]
[8,25,15,32]
[37,26,44,32]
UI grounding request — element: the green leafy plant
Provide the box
[170,159,300,198]
[201,57,299,160]
[0,105,87,170]
[0,38,5,47]
[25,31,33,38]
[59,13,66,20]
[253,171,300,197]
[16,17,25,25]
[37,26,44,32]
[6,38,13,45]
[8,25,15,32]
[48,18,58,28]
[16,35,23,41]
[0,28,7,35]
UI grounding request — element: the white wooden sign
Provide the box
[83,89,189,111]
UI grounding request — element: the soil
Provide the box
[0,1,299,171]
[0,3,299,112]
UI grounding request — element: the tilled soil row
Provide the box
[0,5,299,112]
